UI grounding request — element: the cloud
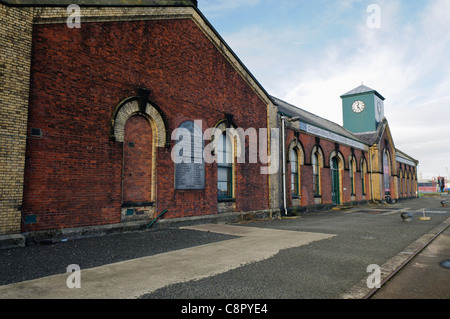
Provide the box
[203,0,450,178]
[198,0,262,17]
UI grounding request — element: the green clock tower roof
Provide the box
[341,84,385,100]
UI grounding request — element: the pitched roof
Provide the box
[340,84,385,100]
[353,119,386,145]
[272,96,368,145]
[396,148,419,165]
[354,119,419,164]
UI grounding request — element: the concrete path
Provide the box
[0,224,334,299]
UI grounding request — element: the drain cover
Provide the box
[440,260,450,269]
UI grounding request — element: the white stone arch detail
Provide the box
[287,139,305,166]
[348,154,357,170]
[311,145,324,168]
[360,157,368,172]
[113,99,167,147]
[329,150,345,170]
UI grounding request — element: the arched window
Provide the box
[217,132,233,199]
[349,157,356,195]
[399,169,404,196]
[312,152,320,196]
[290,148,300,197]
[407,171,411,195]
[383,149,391,194]
[311,146,324,197]
[361,158,367,195]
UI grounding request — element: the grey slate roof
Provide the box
[353,121,385,145]
[341,84,385,100]
[272,95,418,164]
[272,96,368,145]
[355,119,419,164]
[395,148,419,165]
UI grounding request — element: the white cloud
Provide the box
[205,0,450,179]
[199,0,261,17]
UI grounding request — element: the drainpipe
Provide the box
[370,147,374,202]
[281,115,300,216]
[281,116,287,216]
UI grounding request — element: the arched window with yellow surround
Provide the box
[311,146,324,197]
[290,147,300,197]
[349,156,357,196]
[360,158,368,196]
[287,140,304,200]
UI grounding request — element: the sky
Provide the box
[197,0,450,181]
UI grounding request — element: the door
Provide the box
[331,157,340,205]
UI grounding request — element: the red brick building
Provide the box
[274,85,419,216]
[0,1,418,237]
[1,0,277,235]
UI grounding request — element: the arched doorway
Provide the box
[123,115,153,203]
[331,156,341,205]
[112,96,167,220]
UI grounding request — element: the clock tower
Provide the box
[341,84,385,133]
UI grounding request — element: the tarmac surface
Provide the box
[0,195,449,300]
[370,214,450,299]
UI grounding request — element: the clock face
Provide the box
[377,101,382,114]
[352,100,365,113]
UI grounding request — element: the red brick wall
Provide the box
[22,18,269,231]
[284,129,369,207]
[123,116,153,203]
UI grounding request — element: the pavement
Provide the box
[0,195,449,301]
[371,223,450,299]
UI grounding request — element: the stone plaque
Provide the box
[174,121,205,190]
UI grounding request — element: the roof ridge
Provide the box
[340,84,385,100]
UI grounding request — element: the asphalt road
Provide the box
[0,196,449,300]
[142,198,450,299]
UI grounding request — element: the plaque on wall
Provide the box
[174,121,205,190]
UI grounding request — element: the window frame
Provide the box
[290,147,300,198]
[349,157,356,196]
[361,158,367,195]
[217,131,234,200]
[312,152,321,197]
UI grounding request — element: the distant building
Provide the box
[418,177,447,193]
[274,84,418,214]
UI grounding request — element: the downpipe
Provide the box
[281,116,288,216]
